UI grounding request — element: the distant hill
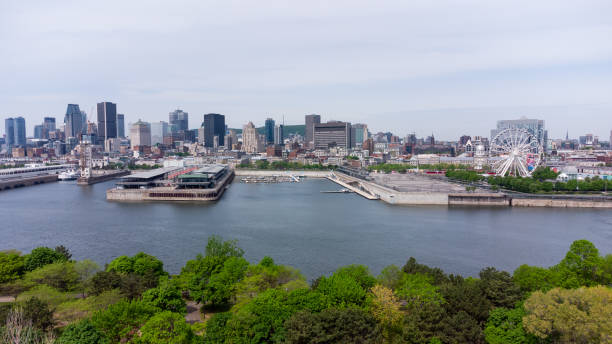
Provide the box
[230,124,305,137]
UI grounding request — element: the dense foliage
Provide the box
[1,238,611,343]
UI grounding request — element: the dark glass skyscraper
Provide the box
[97,102,117,143]
[65,104,83,138]
[203,113,225,147]
[265,118,275,144]
[117,114,125,138]
[169,109,188,133]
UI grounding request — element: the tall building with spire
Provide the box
[242,122,258,153]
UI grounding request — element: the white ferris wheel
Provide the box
[489,128,543,177]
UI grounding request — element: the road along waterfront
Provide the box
[1,178,610,280]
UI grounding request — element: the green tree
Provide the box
[57,319,109,344]
[334,265,377,291]
[285,307,382,344]
[478,267,521,308]
[205,235,245,259]
[24,261,79,291]
[202,312,232,344]
[556,239,605,287]
[402,257,448,285]
[316,273,367,308]
[75,259,101,296]
[23,246,67,271]
[137,311,195,344]
[203,256,249,306]
[377,264,403,290]
[523,286,612,343]
[107,252,165,277]
[141,278,186,313]
[396,273,444,307]
[90,300,158,343]
[0,250,25,283]
[513,264,559,294]
[88,270,122,296]
[484,306,537,344]
[54,245,72,261]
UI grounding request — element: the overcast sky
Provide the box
[1,0,611,140]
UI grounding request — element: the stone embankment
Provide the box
[331,172,612,208]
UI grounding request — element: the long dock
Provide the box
[77,170,130,185]
[0,174,58,191]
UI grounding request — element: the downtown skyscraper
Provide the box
[169,109,188,133]
[4,117,26,147]
[305,114,321,148]
[265,118,275,144]
[203,113,225,148]
[64,104,83,138]
[97,102,117,143]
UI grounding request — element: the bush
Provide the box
[16,285,71,308]
[23,262,79,292]
[90,300,158,343]
[57,319,109,344]
[141,278,186,314]
[54,290,123,325]
[137,311,194,344]
[0,250,25,283]
[285,308,381,343]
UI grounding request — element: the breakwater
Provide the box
[0,174,58,191]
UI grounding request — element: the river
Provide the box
[1,178,611,280]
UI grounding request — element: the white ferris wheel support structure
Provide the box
[489,128,543,177]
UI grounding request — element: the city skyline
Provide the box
[1,1,611,139]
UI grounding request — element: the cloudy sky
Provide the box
[1,0,611,140]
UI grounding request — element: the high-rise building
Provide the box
[97,102,117,143]
[491,117,547,149]
[42,117,56,139]
[314,121,351,150]
[242,121,258,153]
[80,111,88,135]
[117,114,125,138]
[150,121,169,146]
[274,124,284,145]
[305,114,321,148]
[265,118,275,144]
[169,109,188,132]
[351,123,368,147]
[203,113,225,148]
[130,120,151,149]
[64,104,83,139]
[609,130,612,149]
[4,118,14,147]
[4,117,26,147]
[34,125,43,139]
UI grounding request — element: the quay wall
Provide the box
[333,172,611,208]
[0,174,58,191]
[511,197,612,208]
[234,170,330,178]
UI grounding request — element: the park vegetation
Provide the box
[444,166,611,194]
[1,237,611,343]
[368,163,471,174]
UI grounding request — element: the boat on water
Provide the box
[58,170,79,181]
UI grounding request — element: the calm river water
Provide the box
[1,178,611,280]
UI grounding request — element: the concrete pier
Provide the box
[0,174,58,191]
[107,170,234,202]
